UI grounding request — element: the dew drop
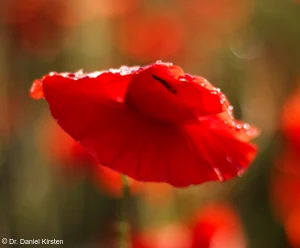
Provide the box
[179,77,186,82]
[109,68,118,73]
[236,124,243,129]
[119,66,130,75]
[214,168,224,181]
[243,123,250,130]
[116,97,123,102]
[226,156,233,163]
[237,168,246,177]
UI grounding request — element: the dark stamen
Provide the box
[152,74,177,94]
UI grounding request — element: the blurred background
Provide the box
[0,0,300,247]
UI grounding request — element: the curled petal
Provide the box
[125,63,229,123]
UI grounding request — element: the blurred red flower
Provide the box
[281,87,300,151]
[271,151,300,219]
[115,11,185,63]
[271,86,300,247]
[132,203,247,248]
[190,204,247,248]
[82,0,139,18]
[0,0,79,26]
[0,0,78,57]
[30,61,258,187]
[178,0,252,33]
[132,223,192,248]
[175,0,253,67]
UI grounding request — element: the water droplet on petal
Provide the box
[88,71,102,78]
[214,168,224,181]
[236,124,243,129]
[109,68,118,73]
[179,77,186,82]
[243,123,250,130]
[237,168,246,177]
[119,66,130,75]
[116,97,123,102]
[226,156,233,163]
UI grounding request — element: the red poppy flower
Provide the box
[178,0,252,33]
[191,203,247,248]
[0,0,79,57]
[30,61,258,187]
[115,11,185,62]
[281,86,300,151]
[82,0,139,18]
[271,85,300,219]
[270,85,300,247]
[132,223,192,248]
[131,203,246,248]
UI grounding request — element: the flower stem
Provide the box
[120,174,130,248]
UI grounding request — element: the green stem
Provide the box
[120,175,130,248]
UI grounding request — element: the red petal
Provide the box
[30,79,44,99]
[175,75,226,116]
[200,115,259,143]
[184,122,257,181]
[281,87,300,149]
[125,63,227,123]
[125,64,197,123]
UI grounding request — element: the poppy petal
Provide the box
[125,63,228,123]
[30,79,44,99]
[184,123,257,181]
